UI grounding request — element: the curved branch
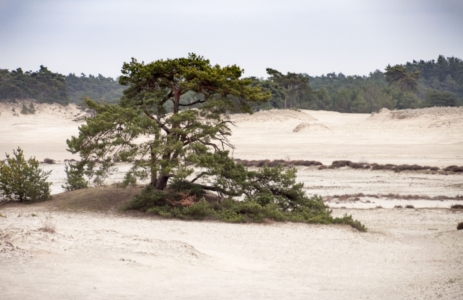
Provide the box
[143,109,171,134]
[178,99,206,107]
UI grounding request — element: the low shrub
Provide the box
[169,179,205,199]
[330,160,351,168]
[444,166,463,173]
[405,205,415,209]
[450,204,463,209]
[126,186,367,231]
[43,158,55,164]
[0,147,51,202]
[124,186,168,211]
[39,215,56,233]
[457,222,463,230]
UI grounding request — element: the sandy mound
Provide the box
[293,122,331,132]
[369,107,463,121]
[230,109,317,123]
[0,100,90,123]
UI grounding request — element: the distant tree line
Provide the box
[0,67,125,105]
[0,66,68,105]
[254,55,462,112]
[66,73,125,104]
[1,55,461,112]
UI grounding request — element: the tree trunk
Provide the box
[155,174,170,190]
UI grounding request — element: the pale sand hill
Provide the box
[1,102,463,299]
[0,100,88,162]
[229,108,463,166]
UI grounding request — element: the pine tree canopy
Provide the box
[66,54,271,191]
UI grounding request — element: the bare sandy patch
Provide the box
[1,104,463,299]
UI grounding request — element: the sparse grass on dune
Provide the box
[46,185,142,212]
[24,185,366,231]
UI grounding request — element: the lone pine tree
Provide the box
[66,54,270,191]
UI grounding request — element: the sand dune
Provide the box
[292,122,331,132]
[1,102,463,299]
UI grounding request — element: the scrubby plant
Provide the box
[39,215,56,233]
[28,103,35,114]
[450,204,463,209]
[457,222,463,230]
[0,147,51,202]
[21,103,29,114]
[43,158,55,164]
[62,161,89,191]
[125,186,168,211]
[126,174,367,232]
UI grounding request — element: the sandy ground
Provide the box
[1,101,463,299]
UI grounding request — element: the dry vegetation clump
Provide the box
[235,159,322,168]
[325,193,462,202]
[450,204,463,209]
[329,160,351,168]
[234,159,462,174]
[443,165,463,173]
[42,158,55,164]
[405,205,415,209]
[394,205,403,209]
[457,222,463,230]
[49,186,142,212]
[39,215,56,233]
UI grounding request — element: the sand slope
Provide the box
[1,205,462,300]
[1,102,463,299]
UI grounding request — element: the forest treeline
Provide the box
[255,55,463,112]
[0,55,461,113]
[0,67,124,105]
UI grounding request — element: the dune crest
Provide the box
[230,109,317,123]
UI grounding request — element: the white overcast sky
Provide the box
[1,0,462,78]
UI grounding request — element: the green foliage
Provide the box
[126,186,366,231]
[0,147,51,202]
[424,89,460,107]
[169,179,205,199]
[20,102,36,115]
[256,55,462,112]
[21,103,28,114]
[385,65,420,93]
[62,161,89,191]
[0,66,68,104]
[67,54,271,190]
[125,186,169,211]
[265,68,311,109]
[65,73,125,104]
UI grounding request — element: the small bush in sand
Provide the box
[450,204,463,209]
[39,215,56,233]
[21,103,29,114]
[394,205,403,209]
[43,158,55,164]
[0,147,51,202]
[405,205,415,209]
[444,165,463,173]
[457,222,463,230]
